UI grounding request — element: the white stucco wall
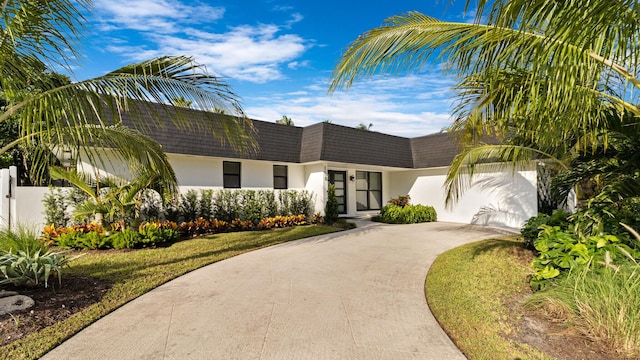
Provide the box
[171,154,308,190]
[14,186,52,229]
[8,154,537,230]
[390,166,537,228]
[76,148,133,181]
[303,163,326,215]
[9,156,314,230]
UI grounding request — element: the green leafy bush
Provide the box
[521,209,570,250]
[530,225,640,290]
[378,204,437,224]
[261,190,278,218]
[54,229,85,249]
[180,190,199,222]
[0,249,71,288]
[571,196,640,237]
[139,189,163,222]
[52,221,179,250]
[43,187,70,227]
[324,184,339,225]
[214,190,241,222]
[138,222,179,247]
[198,189,214,220]
[289,190,314,217]
[241,190,264,224]
[109,229,142,249]
[76,231,111,250]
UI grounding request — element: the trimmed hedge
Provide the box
[378,204,437,224]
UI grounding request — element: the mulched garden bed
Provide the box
[0,275,111,346]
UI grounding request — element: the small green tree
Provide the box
[324,184,339,225]
[43,187,70,227]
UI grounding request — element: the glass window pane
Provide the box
[334,173,344,181]
[369,191,382,210]
[335,189,344,197]
[223,161,240,175]
[356,171,369,190]
[273,165,287,177]
[370,172,382,190]
[356,171,367,190]
[274,177,287,189]
[356,191,367,211]
[224,175,240,188]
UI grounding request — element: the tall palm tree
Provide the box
[329,0,640,205]
[1,0,255,196]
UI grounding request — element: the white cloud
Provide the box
[244,74,456,137]
[287,60,310,69]
[94,0,225,33]
[94,1,311,83]
[286,13,304,27]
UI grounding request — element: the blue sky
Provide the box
[74,1,473,137]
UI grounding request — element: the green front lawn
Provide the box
[3,225,340,360]
[425,237,555,360]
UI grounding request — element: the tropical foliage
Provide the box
[329,0,640,220]
[378,204,437,224]
[376,196,437,224]
[1,0,255,191]
[0,226,72,288]
[48,166,172,228]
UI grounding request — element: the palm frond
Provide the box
[49,166,98,201]
[1,56,257,157]
[444,144,566,207]
[30,124,177,198]
[329,8,639,143]
[0,56,257,187]
[0,0,90,85]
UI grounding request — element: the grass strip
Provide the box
[425,237,556,360]
[2,225,340,360]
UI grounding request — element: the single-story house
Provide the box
[3,104,537,229]
[73,104,537,228]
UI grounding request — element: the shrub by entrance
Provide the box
[375,195,437,224]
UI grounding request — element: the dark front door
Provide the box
[328,170,347,214]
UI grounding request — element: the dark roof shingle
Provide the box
[115,103,462,169]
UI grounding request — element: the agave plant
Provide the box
[0,249,73,288]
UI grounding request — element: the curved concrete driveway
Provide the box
[43,221,515,360]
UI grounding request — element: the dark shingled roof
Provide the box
[317,123,414,168]
[410,132,463,168]
[115,103,461,169]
